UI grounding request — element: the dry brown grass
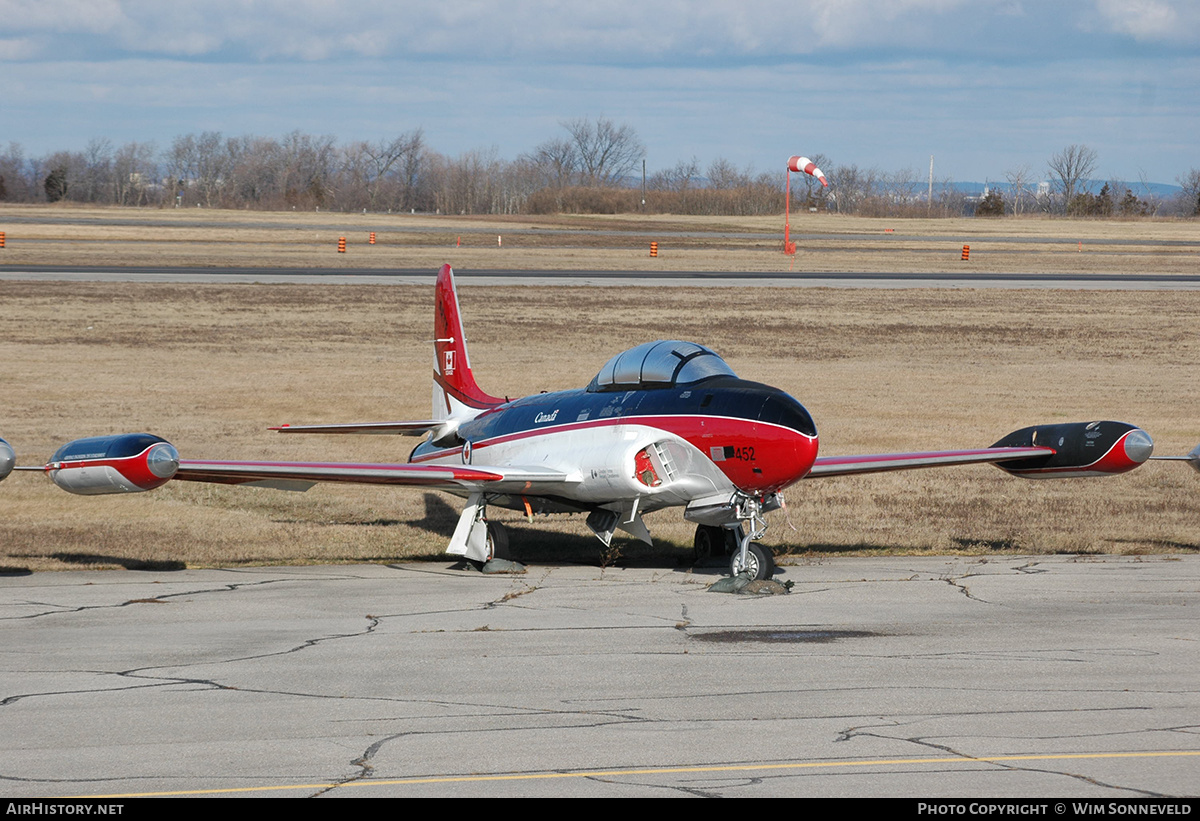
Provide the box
[1,274,1198,573]
[1,203,1196,274]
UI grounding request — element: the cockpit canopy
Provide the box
[587,340,737,392]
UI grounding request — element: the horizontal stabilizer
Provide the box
[271,421,440,436]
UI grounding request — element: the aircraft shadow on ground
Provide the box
[413,494,704,572]
[43,553,187,571]
[1107,537,1200,552]
[308,493,1191,572]
[782,539,1030,556]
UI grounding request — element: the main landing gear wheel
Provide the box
[485,521,510,562]
[730,542,774,581]
[692,525,722,564]
[693,525,740,564]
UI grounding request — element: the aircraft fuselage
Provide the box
[410,376,819,512]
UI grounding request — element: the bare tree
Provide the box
[224,135,281,206]
[1047,144,1098,215]
[522,136,578,189]
[881,167,921,208]
[303,134,339,206]
[167,132,230,207]
[194,132,230,207]
[828,164,879,214]
[359,130,424,210]
[1176,168,1200,216]
[706,157,748,190]
[561,117,644,187]
[0,143,37,202]
[112,141,158,206]
[648,157,699,192]
[430,147,507,215]
[1130,168,1161,216]
[1004,164,1034,215]
[647,157,701,213]
[931,177,968,217]
[395,129,426,210]
[80,138,114,203]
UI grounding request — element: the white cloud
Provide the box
[0,0,125,32]
[0,37,42,60]
[1094,0,1198,43]
[3,0,1158,64]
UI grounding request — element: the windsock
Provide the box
[787,156,827,187]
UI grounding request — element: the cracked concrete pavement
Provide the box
[1,556,1197,798]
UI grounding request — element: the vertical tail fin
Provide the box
[433,264,504,421]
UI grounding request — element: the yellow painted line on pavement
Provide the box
[67,750,1200,798]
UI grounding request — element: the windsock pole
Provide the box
[785,170,792,252]
[784,155,826,255]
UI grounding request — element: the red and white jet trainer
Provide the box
[5,265,1172,579]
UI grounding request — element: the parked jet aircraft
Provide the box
[4,265,1186,579]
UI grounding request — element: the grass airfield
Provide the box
[1,203,1198,274]
[1,205,1197,572]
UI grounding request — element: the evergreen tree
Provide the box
[975,189,1005,217]
[44,166,68,202]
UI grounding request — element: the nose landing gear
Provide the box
[692,493,776,580]
[729,540,774,581]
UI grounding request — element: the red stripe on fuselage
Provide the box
[412,413,819,493]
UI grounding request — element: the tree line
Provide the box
[2,122,1196,218]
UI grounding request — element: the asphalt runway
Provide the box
[3,265,1200,289]
[2,556,1197,798]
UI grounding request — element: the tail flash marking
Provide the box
[433,264,504,421]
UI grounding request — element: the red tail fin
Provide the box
[433,265,504,420]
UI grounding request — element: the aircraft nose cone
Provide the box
[1123,429,1154,464]
[797,434,819,480]
[775,432,819,489]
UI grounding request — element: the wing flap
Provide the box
[177,460,503,488]
[174,460,573,492]
[805,446,1055,479]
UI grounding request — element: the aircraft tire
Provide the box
[730,543,774,580]
[486,521,511,561]
[692,525,724,564]
[721,527,740,556]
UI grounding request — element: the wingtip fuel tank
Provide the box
[46,433,179,495]
[990,421,1152,478]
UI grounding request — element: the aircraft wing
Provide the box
[804,446,1055,479]
[175,460,574,494]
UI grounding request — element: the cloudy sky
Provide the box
[1,0,1197,184]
